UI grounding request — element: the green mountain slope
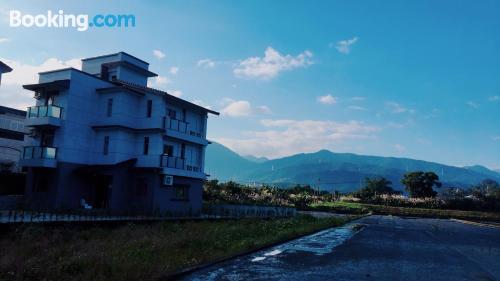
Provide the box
[206,142,500,192]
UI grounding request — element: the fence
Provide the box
[0,204,296,224]
[202,204,296,218]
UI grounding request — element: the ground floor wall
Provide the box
[23,162,203,216]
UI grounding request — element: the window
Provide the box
[168,109,176,119]
[172,185,189,200]
[143,137,149,155]
[181,143,186,159]
[163,144,173,156]
[135,178,148,196]
[106,98,113,117]
[101,65,109,80]
[147,100,152,118]
[33,170,50,192]
[103,136,109,155]
[182,108,186,121]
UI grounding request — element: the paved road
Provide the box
[184,215,500,281]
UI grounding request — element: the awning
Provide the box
[23,79,70,92]
[73,158,137,175]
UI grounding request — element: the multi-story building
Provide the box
[0,106,26,173]
[0,60,13,85]
[20,52,219,215]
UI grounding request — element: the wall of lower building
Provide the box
[23,162,201,216]
[152,176,203,216]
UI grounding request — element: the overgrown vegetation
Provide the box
[204,172,500,213]
[0,215,347,281]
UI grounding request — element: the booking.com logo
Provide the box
[9,10,135,32]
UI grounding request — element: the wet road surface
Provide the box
[183,215,500,281]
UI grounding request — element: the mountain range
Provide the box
[205,142,500,192]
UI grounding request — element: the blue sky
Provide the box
[0,0,499,169]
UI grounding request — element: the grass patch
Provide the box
[310,201,500,221]
[0,215,347,281]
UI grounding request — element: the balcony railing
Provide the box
[165,118,187,133]
[160,155,185,169]
[23,146,57,159]
[27,105,62,118]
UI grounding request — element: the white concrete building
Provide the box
[20,52,219,215]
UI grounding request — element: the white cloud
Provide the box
[153,50,166,59]
[385,102,414,114]
[347,105,366,111]
[168,90,183,98]
[0,38,10,43]
[256,105,272,114]
[332,37,359,54]
[493,136,500,141]
[466,101,479,109]
[317,94,337,105]
[488,95,499,102]
[191,99,213,109]
[220,100,272,117]
[394,144,406,152]
[197,58,215,68]
[221,100,252,117]
[215,119,379,158]
[169,66,179,75]
[233,47,313,80]
[155,75,171,85]
[0,57,81,109]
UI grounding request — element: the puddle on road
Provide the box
[249,223,364,262]
[186,223,365,281]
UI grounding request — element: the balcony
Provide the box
[160,155,185,169]
[26,105,62,127]
[164,117,207,145]
[160,155,205,179]
[20,146,58,168]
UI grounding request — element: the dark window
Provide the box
[147,100,152,118]
[106,98,113,117]
[103,136,109,155]
[172,185,189,200]
[143,137,149,155]
[111,75,117,81]
[168,109,176,119]
[0,128,24,141]
[163,144,173,156]
[182,108,186,121]
[135,178,148,196]
[41,132,55,147]
[181,143,186,159]
[101,65,109,80]
[33,170,50,192]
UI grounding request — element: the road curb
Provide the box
[450,218,500,229]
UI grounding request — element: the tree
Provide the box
[356,177,395,199]
[401,171,442,198]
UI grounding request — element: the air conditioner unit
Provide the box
[163,175,173,186]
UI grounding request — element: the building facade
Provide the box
[20,52,218,215]
[0,106,26,173]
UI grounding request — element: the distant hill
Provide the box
[205,142,500,192]
[243,155,269,163]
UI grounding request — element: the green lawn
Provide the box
[0,215,348,281]
[310,201,500,221]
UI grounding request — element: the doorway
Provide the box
[94,175,112,209]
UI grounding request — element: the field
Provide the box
[309,201,500,221]
[0,215,348,281]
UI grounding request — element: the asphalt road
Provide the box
[184,215,500,281]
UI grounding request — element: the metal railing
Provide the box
[27,105,62,118]
[160,155,185,169]
[22,146,57,159]
[165,117,188,133]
